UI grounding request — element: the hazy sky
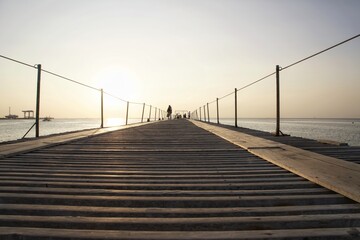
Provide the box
[1,0,359,119]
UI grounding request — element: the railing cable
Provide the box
[0,54,164,108]
[218,91,234,101]
[41,69,101,92]
[196,33,360,111]
[103,91,127,102]
[216,71,276,102]
[282,33,360,70]
[0,54,36,69]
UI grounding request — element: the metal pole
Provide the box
[276,65,280,136]
[35,64,41,137]
[100,89,104,128]
[207,103,210,122]
[199,107,202,121]
[203,105,206,122]
[141,103,145,123]
[148,105,152,121]
[235,88,238,127]
[126,101,129,125]
[216,98,219,124]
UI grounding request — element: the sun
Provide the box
[94,66,139,102]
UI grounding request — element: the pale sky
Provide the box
[1,0,359,119]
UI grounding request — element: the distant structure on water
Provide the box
[5,107,18,119]
[43,116,53,121]
[22,110,34,119]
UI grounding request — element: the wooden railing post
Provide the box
[276,65,281,136]
[216,98,219,124]
[126,101,129,125]
[35,64,42,137]
[154,107,157,121]
[235,88,238,127]
[141,103,145,123]
[207,103,210,122]
[203,105,206,122]
[148,105,152,121]
[199,107,202,121]
[100,88,104,128]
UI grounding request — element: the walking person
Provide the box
[167,105,172,119]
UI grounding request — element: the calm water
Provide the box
[0,118,359,146]
[218,118,360,146]
[0,118,137,143]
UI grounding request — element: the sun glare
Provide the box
[106,117,125,127]
[94,67,139,102]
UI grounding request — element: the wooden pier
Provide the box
[0,119,359,239]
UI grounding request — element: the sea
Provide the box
[0,118,359,146]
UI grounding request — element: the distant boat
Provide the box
[43,116,53,121]
[5,107,18,119]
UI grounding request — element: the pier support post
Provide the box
[216,98,219,124]
[126,101,129,125]
[100,89,104,128]
[35,64,42,137]
[141,103,145,123]
[235,88,238,128]
[276,65,280,136]
[207,103,210,122]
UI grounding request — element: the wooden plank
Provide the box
[191,120,360,203]
[2,203,359,217]
[1,214,360,230]
[0,122,151,158]
[0,119,359,239]
[1,227,359,239]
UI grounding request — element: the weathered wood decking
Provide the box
[0,120,360,239]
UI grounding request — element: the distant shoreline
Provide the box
[0,118,46,120]
[0,117,359,120]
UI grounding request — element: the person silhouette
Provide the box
[167,105,172,119]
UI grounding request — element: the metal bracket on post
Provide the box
[276,65,281,136]
[35,64,42,137]
[235,88,238,128]
[100,89,104,128]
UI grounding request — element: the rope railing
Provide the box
[0,55,166,138]
[192,33,360,136]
